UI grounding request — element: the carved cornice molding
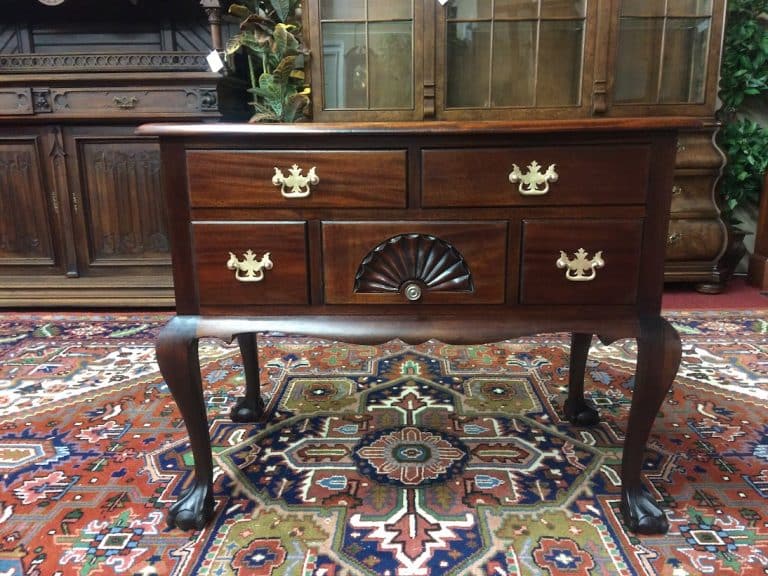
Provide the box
[0,52,209,74]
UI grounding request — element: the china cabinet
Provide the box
[305,0,729,290]
[0,0,223,306]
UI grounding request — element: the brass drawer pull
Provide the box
[272,164,319,198]
[509,161,558,196]
[402,281,423,302]
[672,185,683,197]
[556,248,604,282]
[226,250,273,282]
[667,232,683,245]
[113,96,138,109]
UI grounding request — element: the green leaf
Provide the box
[283,93,309,122]
[269,0,290,22]
[228,3,251,19]
[273,56,297,84]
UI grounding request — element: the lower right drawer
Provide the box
[520,219,644,305]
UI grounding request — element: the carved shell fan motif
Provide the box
[354,234,474,294]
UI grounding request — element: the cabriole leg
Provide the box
[620,317,681,534]
[230,332,266,422]
[156,316,214,530]
[564,332,600,426]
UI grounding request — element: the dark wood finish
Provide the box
[187,150,407,208]
[322,221,508,304]
[422,144,650,207]
[520,218,644,305]
[748,172,768,292]
[145,119,694,535]
[564,332,600,426]
[156,315,214,531]
[620,316,681,533]
[194,222,309,309]
[0,1,220,306]
[0,129,58,267]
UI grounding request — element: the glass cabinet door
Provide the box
[437,0,592,117]
[309,0,420,119]
[612,0,716,107]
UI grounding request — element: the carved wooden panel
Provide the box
[73,137,169,264]
[0,137,55,263]
[354,234,474,295]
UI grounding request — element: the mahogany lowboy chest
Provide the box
[140,119,697,534]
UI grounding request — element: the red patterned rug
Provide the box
[1,311,767,575]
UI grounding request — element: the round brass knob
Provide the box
[403,282,422,302]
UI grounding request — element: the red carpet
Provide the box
[1,311,767,575]
[663,277,768,310]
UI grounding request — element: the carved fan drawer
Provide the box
[187,150,407,208]
[520,219,644,305]
[193,222,308,308]
[421,145,650,207]
[322,221,508,305]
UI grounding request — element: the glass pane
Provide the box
[446,0,492,20]
[491,21,536,106]
[494,0,538,19]
[369,0,412,20]
[620,0,665,17]
[322,22,368,109]
[369,21,413,108]
[446,22,491,107]
[536,19,584,105]
[614,17,663,102]
[540,0,587,18]
[321,0,365,20]
[660,17,710,102]
[667,0,713,17]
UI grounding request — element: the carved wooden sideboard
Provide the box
[141,118,697,534]
[0,0,222,306]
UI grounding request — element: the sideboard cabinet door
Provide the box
[64,125,171,282]
[0,126,74,278]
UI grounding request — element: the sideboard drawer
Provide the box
[520,219,644,305]
[187,150,407,208]
[422,145,650,207]
[322,221,508,304]
[193,222,308,307]
[49,86,216,114]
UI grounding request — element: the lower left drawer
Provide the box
[192,222,309,306]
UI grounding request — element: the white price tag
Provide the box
[206,50,225,73]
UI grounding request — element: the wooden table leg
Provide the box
[231,332,266,422]
[620,317,681,534]
[156,316,215,530]
[564,332,600,426]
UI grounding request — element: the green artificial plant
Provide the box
[717,0,768,224]
[226,0,310,122]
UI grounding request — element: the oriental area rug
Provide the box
[1,311,767,576]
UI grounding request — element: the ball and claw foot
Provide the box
[230,395,266,423]
[621,485,669,535]
[167,482,214,531]
[563,398,600,426]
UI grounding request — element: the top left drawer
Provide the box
[187,150,407,208]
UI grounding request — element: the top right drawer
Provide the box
[421,144,651,207]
